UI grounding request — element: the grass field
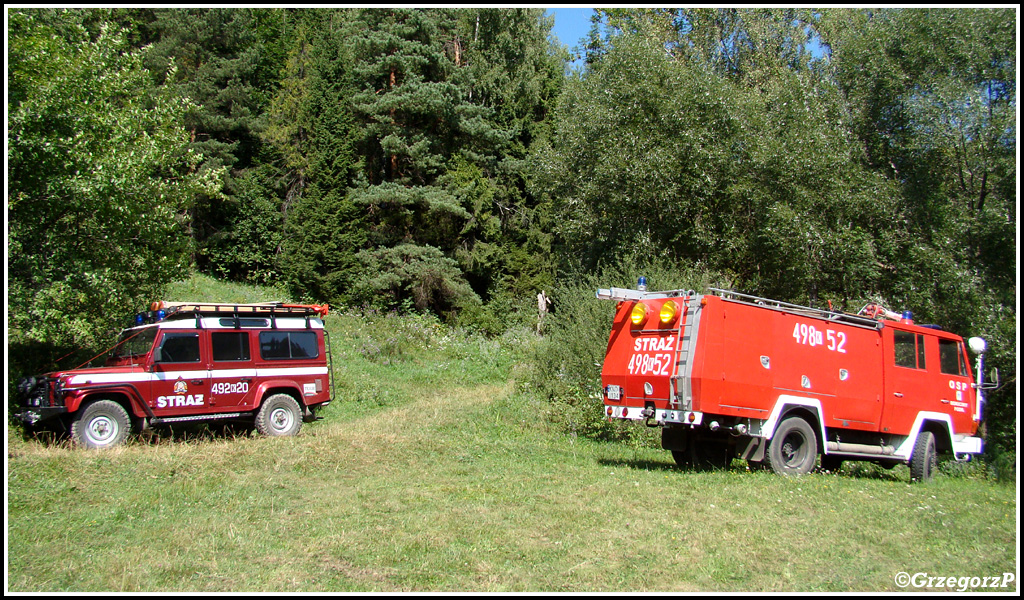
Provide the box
[6,275,1019,592]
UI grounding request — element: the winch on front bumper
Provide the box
[15,376,67,426]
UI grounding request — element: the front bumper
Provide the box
[16,406,69,426]
[15,376,67,426]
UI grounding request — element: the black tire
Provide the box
[820,454,844,473]
[910,430,937,482]
[672,435,731,471]
[671,450,692,468]
[71,400,131,449]
[255,394,302,437]
[766,416,818,476]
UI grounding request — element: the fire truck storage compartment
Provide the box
[695,294,885,432]
[597,284,987,479]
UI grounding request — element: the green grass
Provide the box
[6,274,1018,592]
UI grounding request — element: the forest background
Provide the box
[6,8,1018,461]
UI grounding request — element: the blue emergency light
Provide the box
[133,309,168,326]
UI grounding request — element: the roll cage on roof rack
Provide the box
[136,301,330,329]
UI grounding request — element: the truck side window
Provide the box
[158,333,201,363]
[259,331,319,360]
[894,331,926,370]
[939,339,967,376]
[212,331,251,362]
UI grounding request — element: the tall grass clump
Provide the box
[322,302,540,417]
[525,256,727,443]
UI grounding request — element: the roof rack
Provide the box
[148,301,329,319]
[708,288,882,330]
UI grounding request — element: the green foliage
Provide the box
[257,8,562,326]
[349,244,482,321]
[539,32,732,269]
[7,9,224,374]
[145,8,284,171]
[538,25,898,308]
[199,165,285,285]
[164,271,289,305]
[818,7,1017,452]
[144,8,289,273]
[261,10,365,306]
[278,184,366,307]
[526,256,727,442]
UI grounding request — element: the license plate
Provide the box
[605,385,621,401]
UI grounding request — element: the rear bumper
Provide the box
[605,405,703,426]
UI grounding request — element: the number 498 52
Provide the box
[793,322,846,353]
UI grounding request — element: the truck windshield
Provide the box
[110,327,158,359]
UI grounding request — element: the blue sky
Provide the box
[547,8,830,66]
[546,7,595,56]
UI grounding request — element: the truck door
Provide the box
[208,330,258,411]
[881,327,931,435]
[823,324,883,431]
[935,337,977,435]
[151,330,210,415]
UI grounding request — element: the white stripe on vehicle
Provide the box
[68,366,328,386]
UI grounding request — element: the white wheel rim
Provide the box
[86,415,119,445]
[270,406,294,433]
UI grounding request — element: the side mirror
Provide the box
[990,367,1000,388]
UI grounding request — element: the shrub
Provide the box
[525,255,727,443]
[349,244,483,322]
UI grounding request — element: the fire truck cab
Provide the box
[597,283,991,481]
[15,301,334,449]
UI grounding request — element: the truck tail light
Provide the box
[660,300,679,324]
[630,303,648,326]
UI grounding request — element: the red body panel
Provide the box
[23,318,331,423]
[602,293,980,440]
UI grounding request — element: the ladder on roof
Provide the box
[708,288,882,330]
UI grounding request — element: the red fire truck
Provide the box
[597,282,992,481]
[15,301,334,449]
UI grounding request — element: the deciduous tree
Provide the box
[8,9,223,368]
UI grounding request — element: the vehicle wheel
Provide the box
[910,430,937,482]
[766,416,818,476]
[71,400,131,449]
[255,394,302,437]
[671,450,692,468]
[672,435,731,471]
[820,454,844,473]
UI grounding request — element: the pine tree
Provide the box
[272,10,366,303]
[145,8,287,270]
